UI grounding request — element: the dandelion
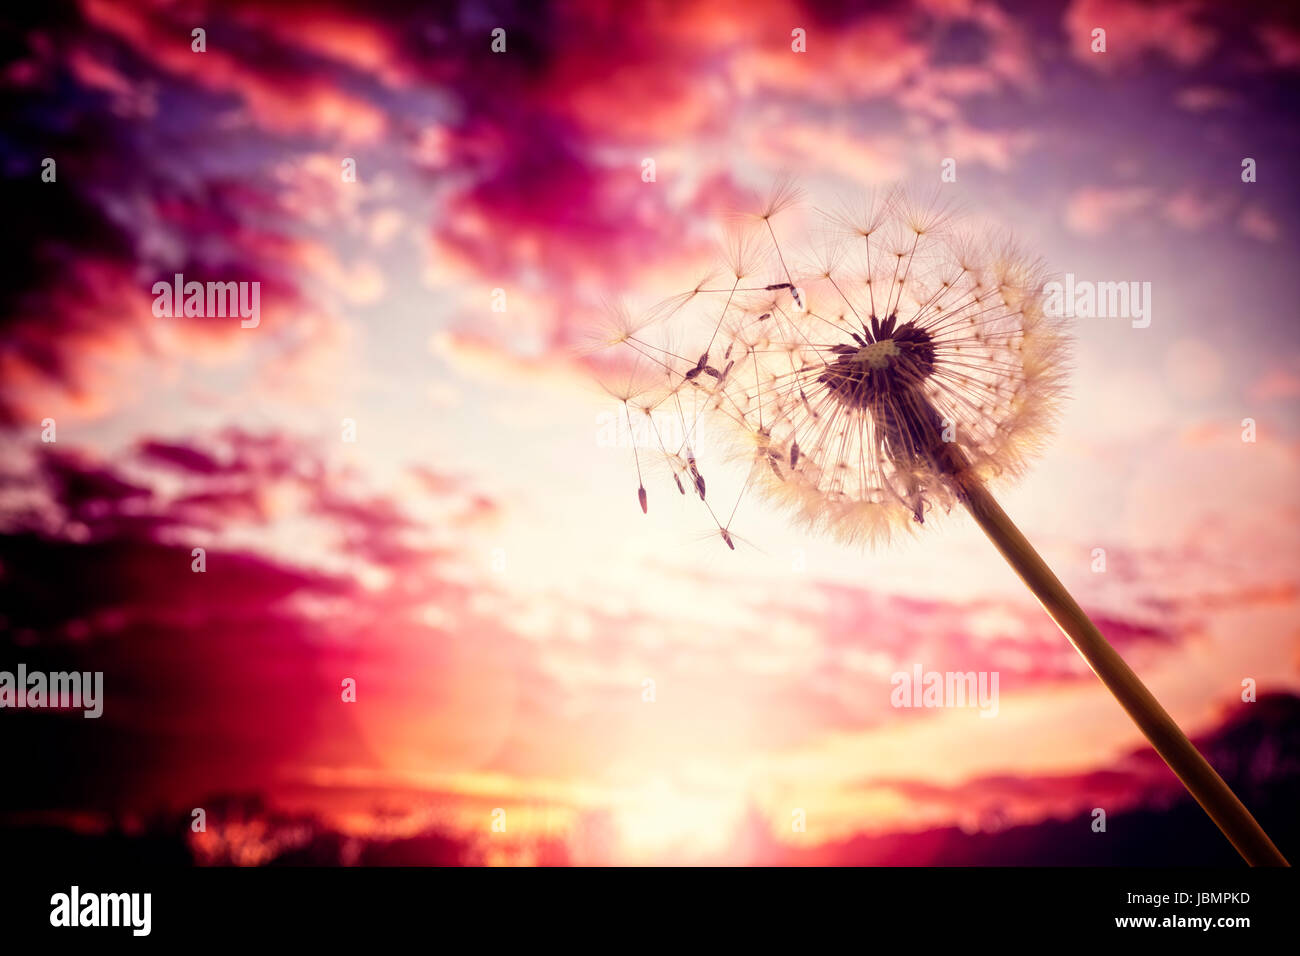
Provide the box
[596,182,1288,866]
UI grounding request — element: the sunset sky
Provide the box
[1,0,1299,865]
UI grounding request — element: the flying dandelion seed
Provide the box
[594,182,1289,867]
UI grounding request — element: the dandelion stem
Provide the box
[954,469,1289,866]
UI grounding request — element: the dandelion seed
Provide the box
[595,359,661,518]
[680,450,708,500]
[583,300,650,352]
[750,173,804,223]
[591,180,1288,867]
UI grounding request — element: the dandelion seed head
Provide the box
[597,184,1070,549]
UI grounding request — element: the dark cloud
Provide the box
[0,429,504,817]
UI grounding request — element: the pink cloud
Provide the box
[1064,185,1154,235]
[1161,186,1233,231]
[1239,203,1282,242]
[1065,0,1216,69]
[1252,356,1300,400]
[79,0,386,140]
[1174,84,1236,111]
[1257,22,1300,68]
[737,12,928,103]
[1066,183,1268,238]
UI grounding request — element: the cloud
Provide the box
[1065,0,1216,69]
[1257,21,1300,69]
[1161,186,1233,231]
[79,0,387,140]
[0,102,329,422]
[858,692,1300,834]
[1064,183,1257,236]
[1239,203,1282,242]
[0,3,430,421]
[137,439,227,476]
[1064,186,1154,235]
[1174,84,1235,111]
[0,428,514,809]
[1252,355,1300,400]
